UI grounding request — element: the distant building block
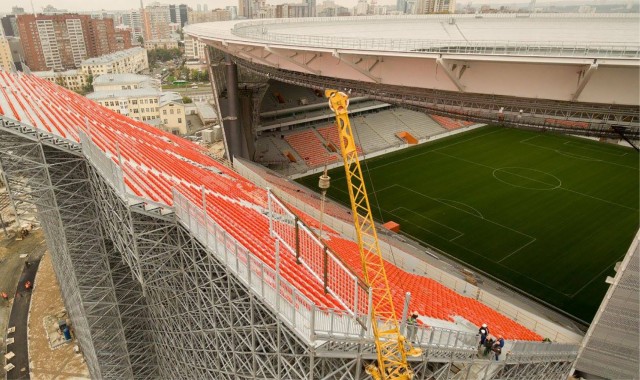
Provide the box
[383,221,400,233]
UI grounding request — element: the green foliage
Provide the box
[297,126,639,322]
[147,48,182,67]
[81,74,94,95]
[182,96,193,103]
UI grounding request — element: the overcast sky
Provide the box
[1,0,561,14]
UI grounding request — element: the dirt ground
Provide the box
[28,252,89,380]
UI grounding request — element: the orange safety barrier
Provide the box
[396,131,418,144]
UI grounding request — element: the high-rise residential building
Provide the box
[143,3,172,41]
[417,0,456,13]
[0,37,14,71]
[356,0,369,15]
[1,15,19,37]
[178,5,189,27]
[397,0,408,13]
[169,5,182,26]
[17,14,131,72]
[121,9,144,42]
[188,9,232,24]
[226,6,239,19]
[203,4,209,12]
[239,0,252,18]
[184,36,207,61]
[306,0,317,16]
[11,6,25,15]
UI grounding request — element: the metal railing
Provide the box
[232,15,640,58]
[268,190,369,319]
[76,132,579,358]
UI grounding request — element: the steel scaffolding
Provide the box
[0,116,580,379]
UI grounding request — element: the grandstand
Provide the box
[0,70,585,379]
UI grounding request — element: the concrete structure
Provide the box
[1,15,18,37]
[143,3,172,41]
[16,14,131,72]
[92,73,159,91]
[572,232,639,379]
[81,47,148,76]
[0,71,583,380]
[185,15,640,134]
[144,39,179,50]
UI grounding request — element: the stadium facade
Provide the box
[0,14,637,380]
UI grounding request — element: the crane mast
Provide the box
[326,89,416,379]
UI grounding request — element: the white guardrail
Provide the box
[232,15,640,58]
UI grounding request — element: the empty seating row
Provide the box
[0,71,541,342]
[283,129,339,168]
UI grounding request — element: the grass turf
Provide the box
[296,126,639,323]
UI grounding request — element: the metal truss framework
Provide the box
[0,118,578,379]
[222,52,639,139]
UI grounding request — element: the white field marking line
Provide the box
[560,187,638,211]
[521,138,638,170]
[435,198,485,219]
[568,253,626,298]
[553,149,602,161]
[400,223,564,295]
[563,140,628,157]
[496,237,537,264]
[492,167,562,191]
[342,183,565,296]
[391,206,464,241]
[435,151,638,211]
[387,208,462,242]
[393,184,537,243]
[355,127,505,174]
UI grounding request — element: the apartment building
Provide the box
[417,0,456,14]
[184,36,207,62]
[0,37,14,71]
[143,3,172,41]
[144,39,179,51]
[33,70,89,92]
[87,88,186,133]
[17,14,130,72]
[81,47,148,76]
[187,9,231,24]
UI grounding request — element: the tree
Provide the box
[182,96,193,103]
[81,74,94,95]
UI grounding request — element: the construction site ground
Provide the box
[1,228,89,379]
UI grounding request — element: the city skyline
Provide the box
[1,0,615,14]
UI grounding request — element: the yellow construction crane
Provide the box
[325,90,421,379]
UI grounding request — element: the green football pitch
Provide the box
[297,126,639,323]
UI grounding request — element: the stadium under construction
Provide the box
[0,13,638,380]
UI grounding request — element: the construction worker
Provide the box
[478,323,489,346]
[1,292,8,302]
[406,311,419,343]
[24,281,32,291]
[493,335,505,361]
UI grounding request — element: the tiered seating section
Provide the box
[284,129,339,167]
[545,118,589,129]
[317,125,363,154]
[0,71,540,341]
[430,115,475,130]
[324,234,541,341]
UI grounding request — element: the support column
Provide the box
[225,54,246,162]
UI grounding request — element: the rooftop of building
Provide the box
[159,92,183,106]
[81,47,145,65]
[86,87,161,100]
[93,73,158,87]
